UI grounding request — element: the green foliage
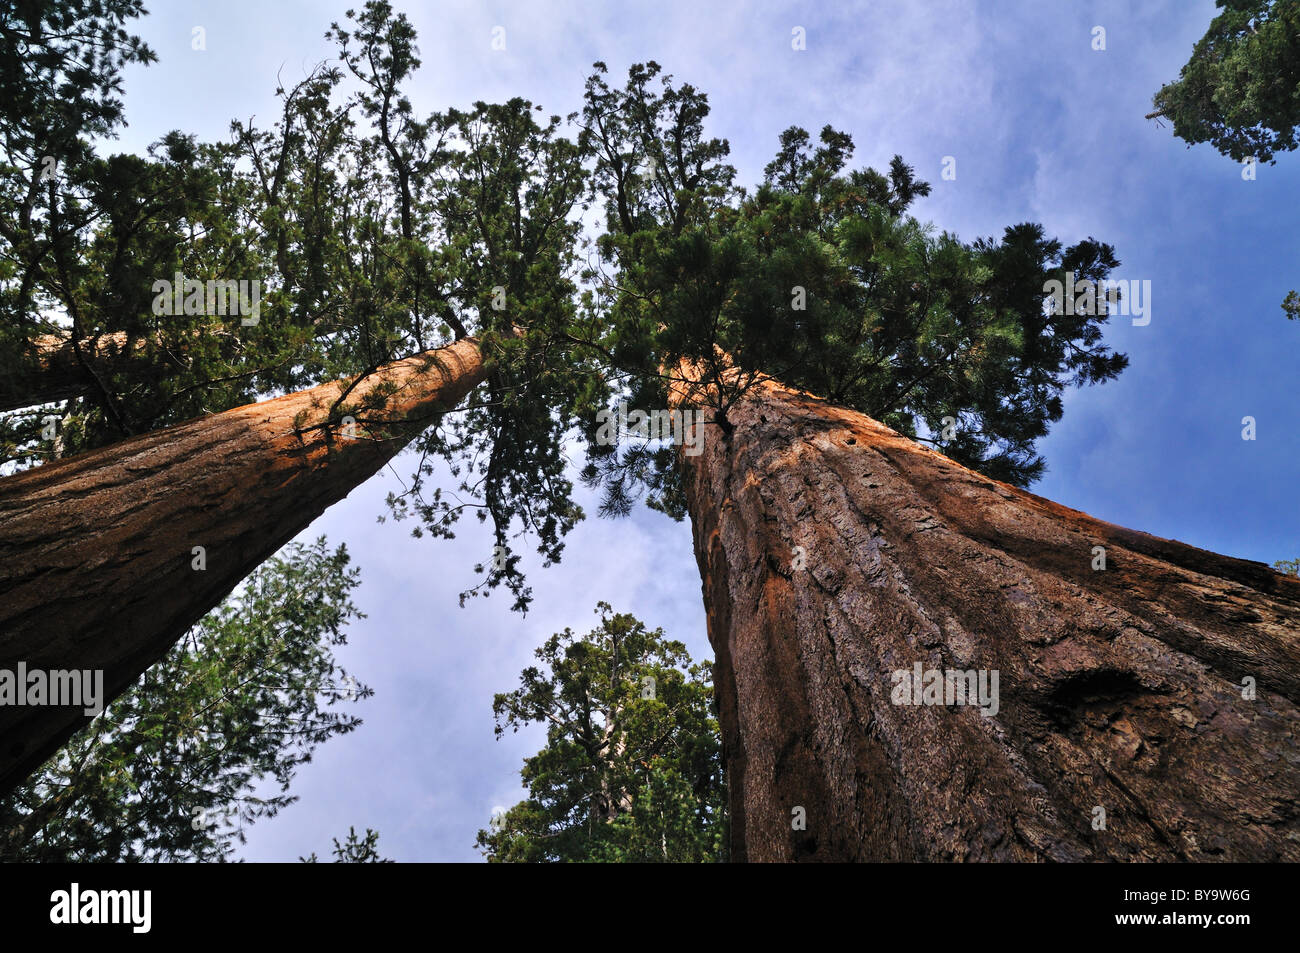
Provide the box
[579,61,735,239]
[1,0,596,611]
[0,1,365,467]
[1274,558,1300,576]
[355,20,595,610]
[0,537,369,861]
[300,826,392,862]
[577,65,1128,503]
[1,4,1130,613]
[0,0,155,153]
[1151,0,1300,163]
[476,604,726,862]
[0,0,155,463]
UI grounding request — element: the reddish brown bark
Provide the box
[0,337,488,794]
[674,372,1300,861]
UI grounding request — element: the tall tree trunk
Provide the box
[0,326,271,413]
[0,332,117,412]
[0,337,489,795]
[674,372,1300,861]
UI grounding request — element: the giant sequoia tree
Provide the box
[572,62,1300,861]
[671,368,1300,861]
[0,2,591,794]
[0,335,493,792]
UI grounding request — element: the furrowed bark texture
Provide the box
[0,337,488,795]
[675,375,1300,862]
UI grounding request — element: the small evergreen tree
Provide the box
[1149,0,1300,164]
[301,826,392,863]
[0,537,369,861]
[477,604,726,862]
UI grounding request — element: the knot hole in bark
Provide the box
[1043,668,1155,730]
[713,410,734,441]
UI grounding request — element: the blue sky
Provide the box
[102,0,1297,860]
